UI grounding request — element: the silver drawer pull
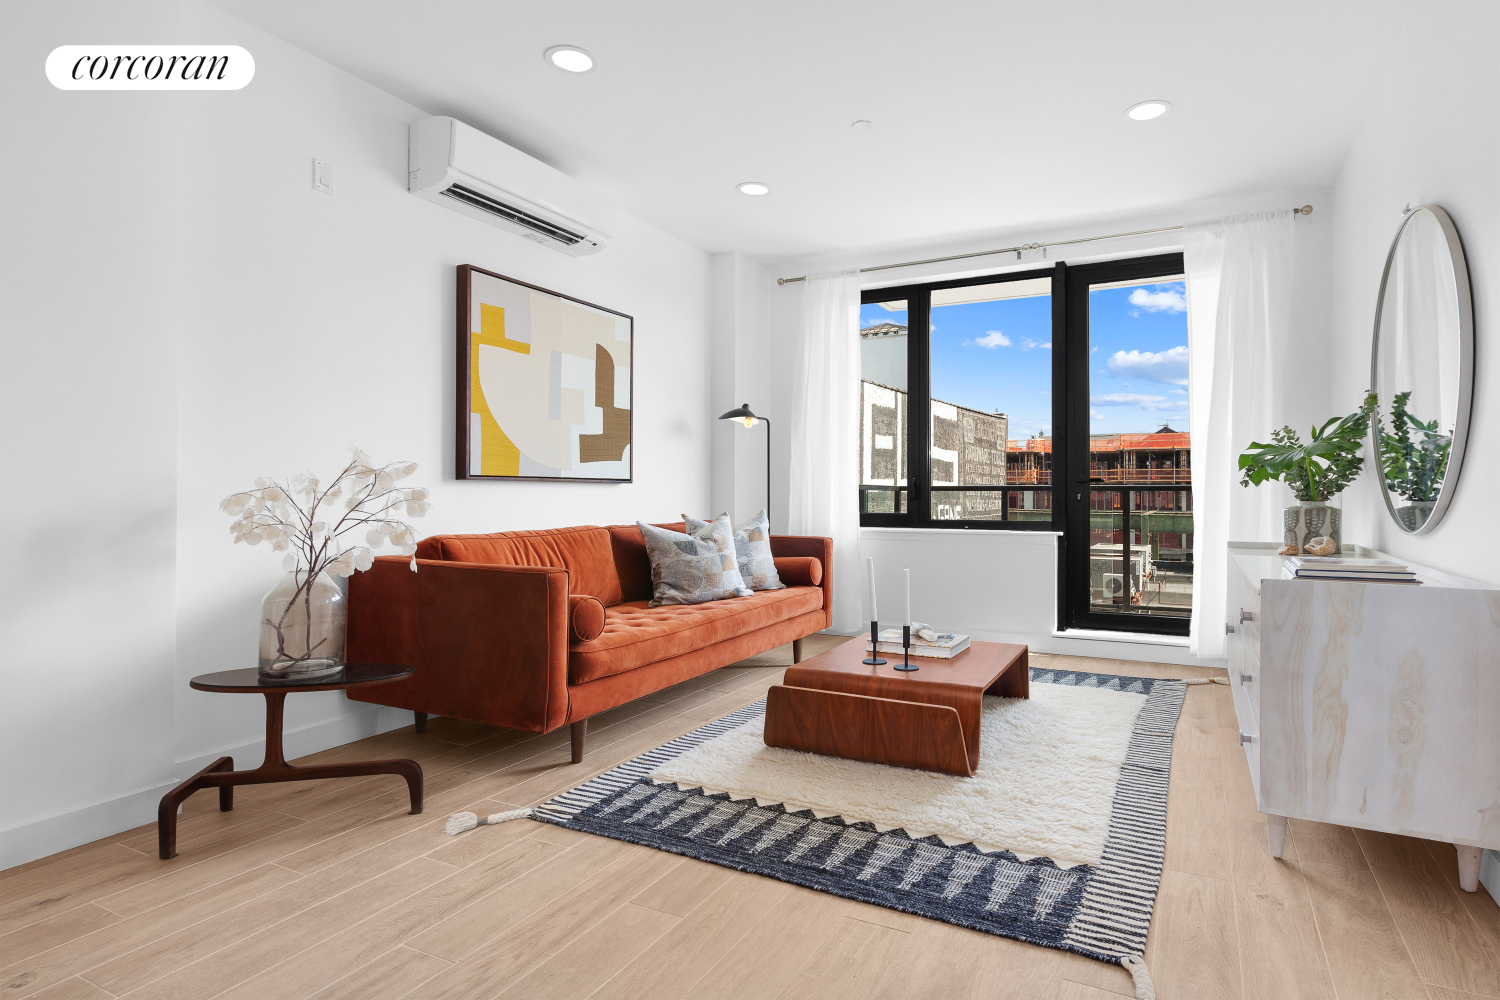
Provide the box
[1240,732,1256,745]
[1240,672,1254,684]
[1225,624,1235,634]
[1240,609,1256,623]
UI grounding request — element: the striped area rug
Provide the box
[534,668,1185,968]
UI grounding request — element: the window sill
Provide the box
[1050,628,1189,647]
[860,527,1060,540]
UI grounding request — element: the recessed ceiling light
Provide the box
[544,46,594,73]
[851,120,875,132]
[1126,100,1171,121]
[736,181,770,196]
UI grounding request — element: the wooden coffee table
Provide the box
[763,636,1028,776]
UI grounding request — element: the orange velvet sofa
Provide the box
[346,523,832,762]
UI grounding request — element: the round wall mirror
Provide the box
[1370,205,1474,534]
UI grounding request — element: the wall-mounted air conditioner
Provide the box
[408,116,615,256]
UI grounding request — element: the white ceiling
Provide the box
[216,0,1408,262]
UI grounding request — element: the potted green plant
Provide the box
[1377,390,1452,531]
[1238,393,1377,555]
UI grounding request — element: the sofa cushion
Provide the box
[774,556,822,588]
[569,595,606,642]
[568,586,825,684]
[418,525,622,606]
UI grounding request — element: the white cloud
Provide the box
[1090,409,1105,420]
[966,330,1010,348]
[1170,388,1187,395]
[1106,345,1188,385]
[1090,392,1182,412]
[1018,337,1051,350]
[1128,287,1187,313]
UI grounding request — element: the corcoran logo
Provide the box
[46,45,254,90]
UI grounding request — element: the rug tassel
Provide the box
[1120,954,1156,999]
[445,807,534,836]
[1182,677,1228,686]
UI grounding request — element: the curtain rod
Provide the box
[774,205,1314,285]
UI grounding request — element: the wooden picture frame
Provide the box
[456,264,633,482]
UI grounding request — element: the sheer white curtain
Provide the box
[787,268,862,633]
[1185,210,1296,659]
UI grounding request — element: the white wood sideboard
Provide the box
[1225,541,1500,891]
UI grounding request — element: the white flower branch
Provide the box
[220,447,431,666]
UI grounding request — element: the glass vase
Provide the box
[259,570,346,680]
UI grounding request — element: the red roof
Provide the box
[1007,432,1189,453]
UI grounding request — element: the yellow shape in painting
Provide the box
[478,304,531,354]
[471,304,520,475]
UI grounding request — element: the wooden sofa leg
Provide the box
[793,638,804,664]
[414,711,427,733]
[571,719,588,764]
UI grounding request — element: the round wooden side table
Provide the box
[157,663,422,860]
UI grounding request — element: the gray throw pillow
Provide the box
[639,519,752,607]
[686,509,784,591]
[681,513,754,597]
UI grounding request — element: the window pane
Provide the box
[860,299,907,501]
[928,278,1051,514]
[861,487,907,514]
[1087,278,1192,618]
[1087,488,1193,616]
[929,488,1051,522]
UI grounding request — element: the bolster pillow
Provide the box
[568,594,606,642]
[773,556,822,588]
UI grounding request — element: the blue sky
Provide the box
[1087,281,1190,434]
[858,279,1189,439]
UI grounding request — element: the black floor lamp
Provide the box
[718,403,771,524]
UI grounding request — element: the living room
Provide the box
[4,2,1498,998]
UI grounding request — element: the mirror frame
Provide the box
[1369,204,1474,535]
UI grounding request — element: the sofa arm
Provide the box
[346,556,570,733]
[770,535,833,629]
[774,556,822,588]
[569,594,605,642]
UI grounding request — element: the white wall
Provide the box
[1330,3,1500,587]
[0,1,184,869]
[1,0,713,868]
[709,253,773,525]
[761,188,1334,662]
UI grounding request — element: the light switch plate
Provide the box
[312,158,333,194]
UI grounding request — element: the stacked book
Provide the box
[1282,556,1420,585]
[866,628,971,659]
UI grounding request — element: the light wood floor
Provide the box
[5,638,1499,999]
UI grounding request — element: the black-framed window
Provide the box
[858,253,1191,636]
[858,265,1065,531]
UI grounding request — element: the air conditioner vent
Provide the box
[440,183,586,245]
[409,117,613,256]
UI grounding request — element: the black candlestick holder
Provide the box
[894,624,919,671]
[862,620,887,665]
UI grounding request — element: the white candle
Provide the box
[866,556,878,622]
[903,567,911,627]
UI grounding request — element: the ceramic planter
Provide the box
[1282,500,1343,556]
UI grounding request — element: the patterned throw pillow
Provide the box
[685,510,784,592]
[638,519,752,607]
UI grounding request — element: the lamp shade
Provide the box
[718,403,759,421]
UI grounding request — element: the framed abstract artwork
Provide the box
[456,265,633,482]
